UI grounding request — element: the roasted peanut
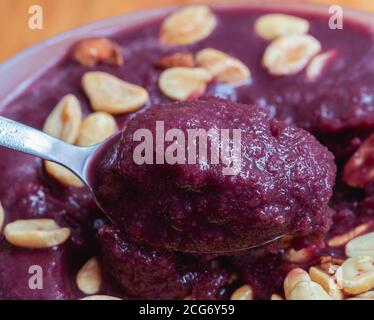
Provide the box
[230,285,254,300]
[76,257,102,295]
[43,94,82,144]
[158,67,212,100]
[72,37,123,67]
[287,281,332,300]
[346,231,374,258]
[155,52,195,68]
[262,34,321,76]
[309,266,343,300]
[284,268,311,298]
[196,48,251,84]
[77,112,117,146]
[347,291,374,300]
[336,256,374,295]
[82,72,149,115]
[44,161,84,188]
[255,14,309,40]
[306,50,336,81]
[343,133,374,188]
[0,202,4,233]
[160,5,216,45]
[284,247,316,263]
[4,219,71,249]
[328,222,372,247]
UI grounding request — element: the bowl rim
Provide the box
[0,1,373,108]
[4,1,374,62]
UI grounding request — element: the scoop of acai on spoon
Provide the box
[0,98,336,254]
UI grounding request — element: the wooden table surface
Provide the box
[0,0,373,62]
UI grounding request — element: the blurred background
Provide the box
[0,0,373,62]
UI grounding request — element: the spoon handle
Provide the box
[0,116,93,181]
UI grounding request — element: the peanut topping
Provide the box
[284,247,315,263]
[262,34,321,76]
[328,222,373,247]
[4,219,71,249]
[78,112,117,147]
[255,14,309,40]
[196,48,251,84]
[347,291,374,300]
[335,256,374,295]
[284,268,311,298]
[76,257,102,295]
[270,294,284,300]
[284,268,332,300]
[305,50,336,81]
[43,94,82,144]
[287,281,332,300]
[82,72,149,115]
[44,161,84,188]
[158,67,212,101]
[343,133,374,188]
[0,202,4,233]
[230,284,254,300]
[72,37,123,67]
[43,94,84,187]
[155,53,195,69]
[81,295,122,300]
[309,267,343,300]
[346,231,374,258]
[160,5,216,46]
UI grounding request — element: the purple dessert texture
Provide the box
[0,243,73,300]
[91,97,336,253]
[99,225,228,299]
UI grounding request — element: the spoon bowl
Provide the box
[0,115,284,254]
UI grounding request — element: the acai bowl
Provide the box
[0,2,374,300]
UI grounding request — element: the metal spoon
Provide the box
[0,116,98,189]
